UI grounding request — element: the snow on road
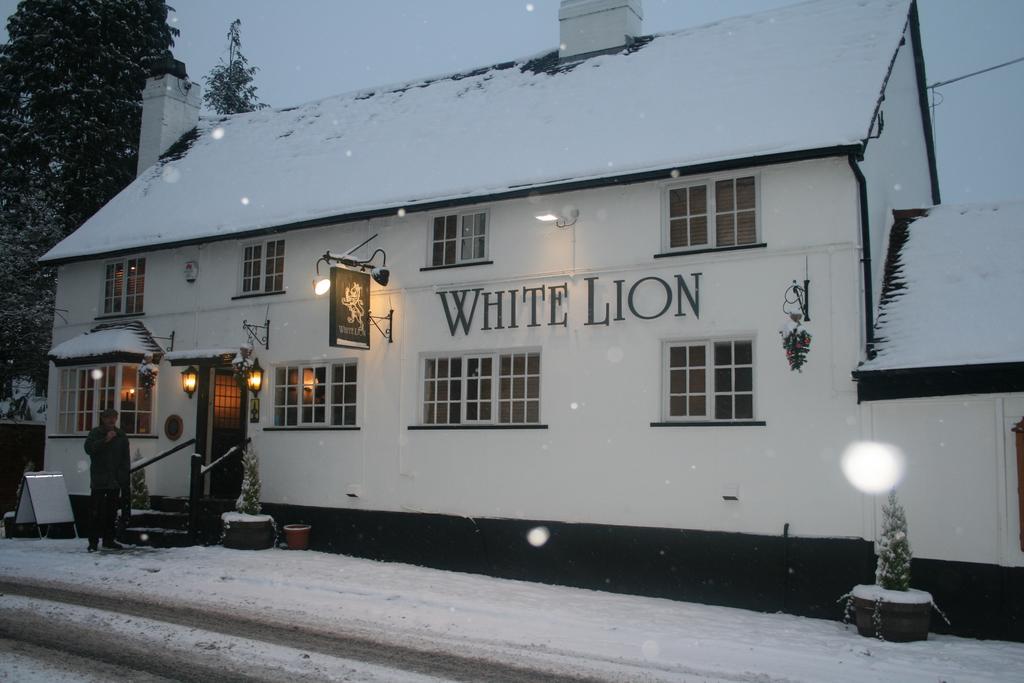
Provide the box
[1,538,1022,682]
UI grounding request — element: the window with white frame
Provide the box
[103,257,146,314]
[664,339,754,421]
[422,351,540,425]
[241,239,286,294]
[430,211,487,267]
[666,176,757,251]
[57,365,154,435]
[273,360,357,427]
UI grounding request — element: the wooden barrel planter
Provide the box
[221,515,275,550]
[851,589,932,642]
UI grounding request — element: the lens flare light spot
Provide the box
[527,526,550,547]
[840,441,905,493]
[161,166,181,183]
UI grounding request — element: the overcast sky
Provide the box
[1,0,1022,205]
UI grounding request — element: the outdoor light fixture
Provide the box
[535,207,579,229]
[246,358,263,394]
[313,233,390,295]
[180,366,198,398]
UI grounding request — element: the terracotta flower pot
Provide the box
[283,524,311,550]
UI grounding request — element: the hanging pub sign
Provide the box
[329,267,371,349]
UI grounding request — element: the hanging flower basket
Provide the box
[138,355,159,393]
[779,316,812,372]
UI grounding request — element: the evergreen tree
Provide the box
[876,489,913,590]
[0,0,178,398]
[203,19,267,115]
[236,445,262,515]
[130,449,150,510]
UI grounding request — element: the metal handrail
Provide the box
[129,438,196,473]
[200,440,248,476]
[188,437,251,541]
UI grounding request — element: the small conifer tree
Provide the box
[203,19,268,115]
[130,449,150,510]
[236,446,262,515]
[876,489,912,590]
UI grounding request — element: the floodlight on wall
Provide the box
[313,233,390,295]
[536,207,579,229]
[180,366,198,398]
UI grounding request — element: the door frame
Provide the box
[194,365,249,497]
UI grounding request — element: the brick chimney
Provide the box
[137,57,201,176]
[559,0,643,60]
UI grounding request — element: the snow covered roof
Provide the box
[48,320,164,364]
[859,201,1024,372]
[41,0,913,264]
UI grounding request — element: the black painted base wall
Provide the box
[64,496,1024,642]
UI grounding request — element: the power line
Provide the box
[927,55,1024,146]
[928,55,1024,90]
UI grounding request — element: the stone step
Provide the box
[130,510,189,531]
[122,527,193,548]
[147,495,189,514]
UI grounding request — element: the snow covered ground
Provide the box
[1,538,1022,682]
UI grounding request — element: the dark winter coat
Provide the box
[84,426,130,491]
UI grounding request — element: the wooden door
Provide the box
[209,370,246,499]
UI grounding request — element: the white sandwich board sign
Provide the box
[15,472,76,526]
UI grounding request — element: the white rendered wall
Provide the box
[53,152,1020,571]
[857,28,935,319]
[48,157,879,545]
[864,395,1024,568]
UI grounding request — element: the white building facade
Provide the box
[39,0,1023,640]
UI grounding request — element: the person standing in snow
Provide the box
[84,408,130,551]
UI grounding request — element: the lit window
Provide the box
[57,365,154,435]
[241,239,286,294]
[422,351,540,425]
[273,361,356,427]
[666,176,757,251]
[664,340,754,421]
[430,211,487,267]
[103,258,146,314]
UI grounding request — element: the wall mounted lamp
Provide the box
[536,207,579,229]
[180,366,198,398]
[246,358,263,394]
[313,233,389,295]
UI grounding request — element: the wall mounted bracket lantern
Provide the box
[313,233,390,295]
[245,358,264,394]
[246,357,263,423]
[180,365,198,398]
[536,207,579,229]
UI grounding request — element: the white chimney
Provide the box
[559,0,643,60]
[137,58,201,176]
